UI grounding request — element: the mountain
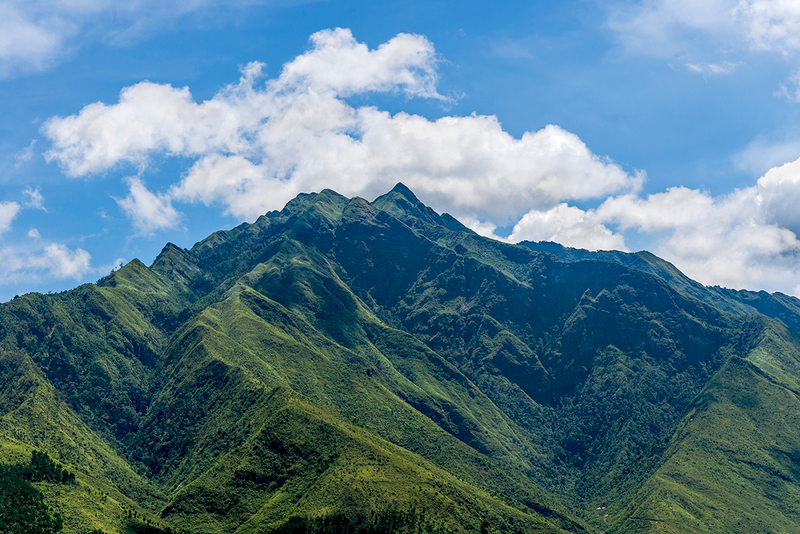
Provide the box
[1,183,800,533]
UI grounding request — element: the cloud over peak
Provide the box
[42,28,642,229]
[38,26,800,296]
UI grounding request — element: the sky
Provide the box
[4,0,800,300]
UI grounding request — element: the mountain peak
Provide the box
[389,182,419,203]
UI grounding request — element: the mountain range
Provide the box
[2,183,800,533]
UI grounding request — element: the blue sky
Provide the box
[4,0,800,300]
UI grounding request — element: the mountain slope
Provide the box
[1,183,800,533]
[519,240,800,334]
[608,318,800,533]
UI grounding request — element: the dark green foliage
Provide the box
[267,510,454,534]
[4,184,800,533]
[0,452,71,534]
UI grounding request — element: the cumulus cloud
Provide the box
[0,201,22,235]
[505,203,627,251]
[21,187,46,211]
[43,28,642,229]
[0,242,92,284]
[116,177,181,235]
[495,158,800,294]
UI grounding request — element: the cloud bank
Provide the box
[40,28,800,295]
[43,28,642,227]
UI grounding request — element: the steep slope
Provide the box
[607,318,800,533]
[0,185,586,532]
[519,240,800,334]
[2,183,800,533]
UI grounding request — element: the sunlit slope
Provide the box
[160,386,572,534]
[133,271,583,531]
[0,348,168,532]
[608,318,800,533]
[4,183,800,533]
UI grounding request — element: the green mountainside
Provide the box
[1,183,800,533]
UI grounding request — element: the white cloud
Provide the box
[14,140,37,167]
[27,228,40,239]
[36,243,92,280]
[0,2,67,77]
[0,201,22,235]
[499,161,800,294]
[733,0,800,54]
[506,203,628,251]
[609,0,800,57]
[685,61,739,74]
[594,183,800,293]
[734,135,800,175]
[775,69,800,102]
[43,28,642,231]
[95,257,124,276]
[116,177,181,235]
[21,187,46,211]
[0,242,91,283]
[0,0,291,77]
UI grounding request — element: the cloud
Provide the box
[0,201,22,235]
[0,2,66,77]
[43,28,642,231]
[95,257,125,276]
[116,177,181,235]
[0,242,91,284]
[35,243,92,280]
[734,135,800,175]
[685,61,739,74]
[495,157,800,294]
[14,140,37,167]
[27,228,40,239]
[609,0,800,57]
[608,0,737,58]
[776,69,800,102]
[505,203,628,251]
[0,0,300,77]
[21,187,46,211]
[733,0,800,54]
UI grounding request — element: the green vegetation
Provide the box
[2,183,800,533]
[0,451,73,534]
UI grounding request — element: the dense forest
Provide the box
[2,184,800,533]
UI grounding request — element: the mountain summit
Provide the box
[2,185,800,533]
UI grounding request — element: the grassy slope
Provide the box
[608,319,800,533]
[162,386,570,534]
[4,185,800,533]
[517,240,800,334]
[340,190,749,504]
[134,270,584,532]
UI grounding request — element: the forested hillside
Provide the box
[2,184,800,533]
